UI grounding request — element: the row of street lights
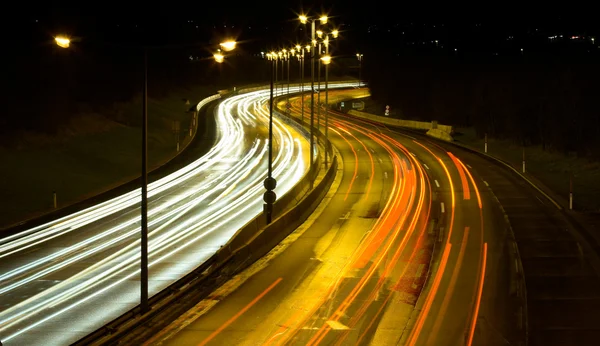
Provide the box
[264,13,338,187]
[54,35,237,314]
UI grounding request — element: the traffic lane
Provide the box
[156,113,396,346]
[280,127,428,345]
[432,141,600,346]
[385,133,522,345]
[327,109,523,344]
[0,123,266,309]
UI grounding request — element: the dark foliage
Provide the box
[364,46,600,157]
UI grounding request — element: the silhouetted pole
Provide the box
[300,52,304,124]
[310,20,316,176]
[264,58,277,224]
[325,42,329,168]
[317,43,321,141]
[141,48,149,314]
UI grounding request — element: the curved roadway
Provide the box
[0,83,359,346]
[146,88,523,346]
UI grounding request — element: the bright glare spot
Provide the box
[55,36,70,48]
[332,30,339,38]
[319,15,328,24]
[220,40,236,51]
[299,15,308,24]
[214,52,224,63]
[321,55,332,65]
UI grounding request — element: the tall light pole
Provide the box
[286,49,291,107]
[140,47,149,314]
[264,52,277,224]
[356,53,364,88]
[55,37,236,315]
[300,14,328,172]
[317,41,322,139]
[322,53,332,168]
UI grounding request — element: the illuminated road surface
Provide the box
[151,89,522,345]
[0,83,358,346]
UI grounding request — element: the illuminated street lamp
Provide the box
[356,53,364,87]
[213,51,225,63]
[299,13,328,174]
[54,36,70,48]
[54,36,236,314]
[219,40,236,51]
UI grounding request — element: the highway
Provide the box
[0,83,358,346]
[147,89,521,345]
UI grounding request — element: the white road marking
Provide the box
[410,152,416,157]
[483,181,489,186]
[467,164,472,168]
[423,163,430,170]
[434,180,440,188]
[384,172,388,179]
[440,202,445,213]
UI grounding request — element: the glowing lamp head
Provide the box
[321,55,331,65]
[319,16,328,24]
[299,15,308,24]
[305,45,311,51]
[55,36,70,48]
[312,39,317,47]
[213,52,225,63]
[332,30,339,38]
[316,30,323,38]
[219,40,236,52]
[296,44,301,50]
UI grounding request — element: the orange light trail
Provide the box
[406,244,453,346]
[467,242,488,346]
[308,121,428,345]
[426,227,471,343]
[454,155,483,209]
[449,152,471,200]
[198,278,282,346]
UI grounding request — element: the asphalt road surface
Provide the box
[0,84,360,346]
[147,89,525,346]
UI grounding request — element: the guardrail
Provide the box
[0,93,222,238]
[75,84,339,345]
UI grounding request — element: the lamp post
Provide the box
[356,53,364,88]
[56,37,236,314]
[264,52,278,224]
[300,14,328,173]
[321,53,331,168]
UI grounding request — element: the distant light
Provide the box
[54,36,70,48]
[317,30,323,38]
[214,52,224,63]
[296,44,301,50]
[220,40,236,51]
[319,16,328,24]
[321,55,331,65]
[305,44,311,51]
[299,15,308,24]
[332,30,339,38]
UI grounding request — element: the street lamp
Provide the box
[219,40,236,52]
[213,50,225,63]
[264,51,278,224]
[54,37,235,314]
[356,53,364,87]
[54,36,70,48]
[299,13,328,174]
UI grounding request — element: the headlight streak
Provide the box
[0,83,353,343]
[0,141,264,294]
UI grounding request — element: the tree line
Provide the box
[364,47,600,157]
